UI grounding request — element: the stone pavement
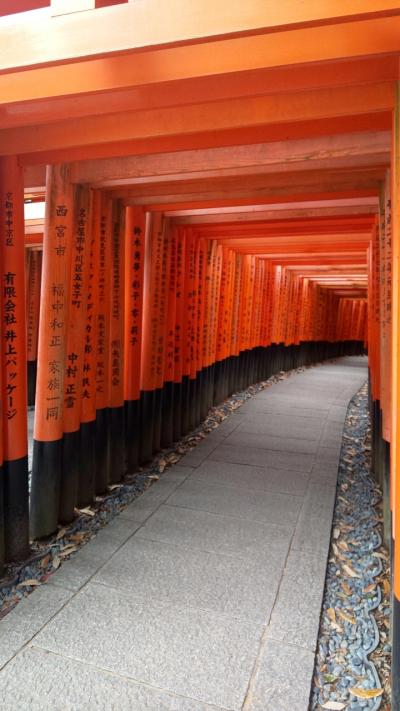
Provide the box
[1,356,367,710]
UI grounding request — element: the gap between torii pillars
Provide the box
[0,156,30,569]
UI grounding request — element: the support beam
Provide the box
[1,4,400,73]
[20,113,392,167]
[59,131,390,186]
[1,83,394,156]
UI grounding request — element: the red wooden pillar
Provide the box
[0,157,29,562]
[172,228,185,439]
[108,200,125,483]
[154,218,170,449]
[139,212,163,461]
[94,193,112,492]
[30,164,73,538]
[124,205,146,471]
[59,184,91,521]
[391,80,400,711]
[79,189,98,505]
[161,225,177,446]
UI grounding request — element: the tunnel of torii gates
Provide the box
[2,0,400,702]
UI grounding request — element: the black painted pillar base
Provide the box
[59,429,80,523]
[189,378,197,432]
[95,407,110,493]
[78,420,96,506]
[200,366,210,421]
[108,406,125,484]
[213,360,222,405]
[382,440,391,550]
[161,381,174,448]
[0,465,4,577]
[152,388,163,453]
[181,376,190,435]
[195,370,202,426]
[139,390,155,463]
[124,399,140,474]
[207,364,215,410]
[30,438,62,539]
[3,456,30,562]
[172,381,182,442]
[393,595,400,711]
[27,360,37,407]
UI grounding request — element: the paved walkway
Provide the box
[1,356,367,711]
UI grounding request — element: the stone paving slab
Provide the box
[244,638,316,711]
[223,430,319,454]
[1,647,222,711]
[94,535,286,622]
[209,441,315,471]
[0,356,368,711]
[238,400,329,417]
[165,478,303,526]
[118,472,189,523]
[189,459,310,496]
[265,548,329,651]
[236,415,322,440]
[34,582,262,710]
[139,504,294,560]
[0,583,73,669]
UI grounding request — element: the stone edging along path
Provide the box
[310,383,391,711]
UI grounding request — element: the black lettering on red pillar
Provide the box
[124,206,145,471]
[108,201,125,483]
[30,164,73,539]
[79,189,97,506]
[0,156,30,562]
[94,193,112,492]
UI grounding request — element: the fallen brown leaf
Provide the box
[17,579,41,588]
[349,687,383,699]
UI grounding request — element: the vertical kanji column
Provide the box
[182,229,196,430]
[139,212,164,460]
[154,218,170,450]
[124,205,145,472]
[79,188,97,505]
[94,194,112,493]
[0,156,30,562]
[161,225,177,447]
[59,184,91,521]
[26,249,42,406]
[30,164,73,538]
[172,229,185,440]
[108,200,125,483]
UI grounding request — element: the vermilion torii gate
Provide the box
[0,0,400,706]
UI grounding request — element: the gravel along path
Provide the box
[310,383,391,711]
[0,362,318,618]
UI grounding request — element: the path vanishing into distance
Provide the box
[0,357,367,711]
